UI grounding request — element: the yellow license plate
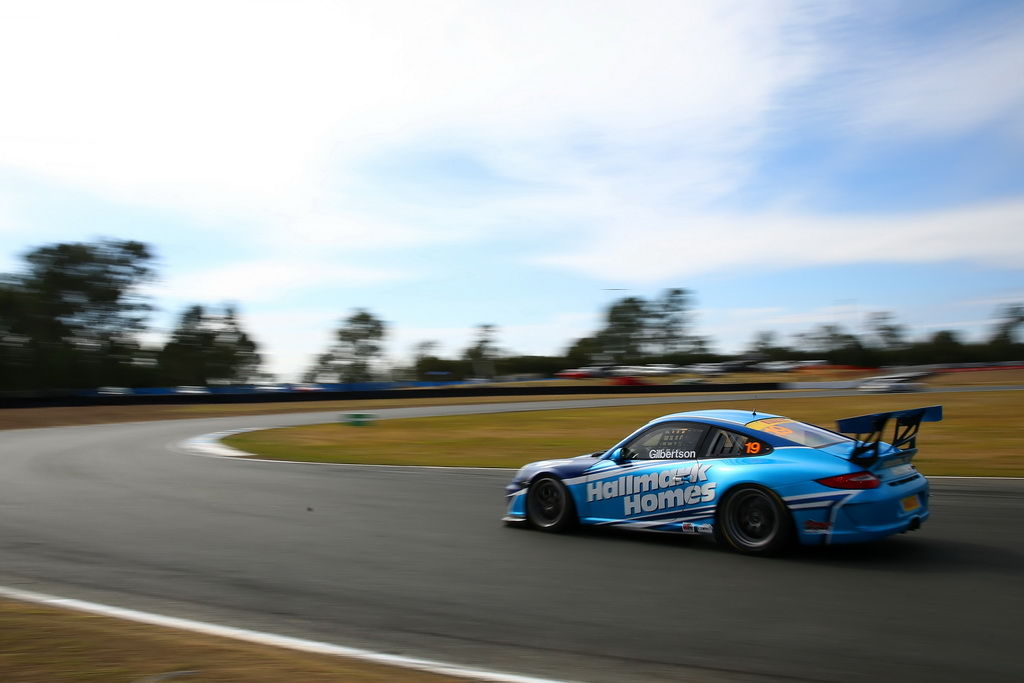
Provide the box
[901,495,920,512]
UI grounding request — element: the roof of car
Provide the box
[652,409,784,426]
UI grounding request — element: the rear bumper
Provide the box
[816,508,930,545]
[787,476,930,545]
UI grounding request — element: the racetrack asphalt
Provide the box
[1,392,1021,682]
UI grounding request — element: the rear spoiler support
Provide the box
[836,406,943,468]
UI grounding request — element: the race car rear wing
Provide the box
[836,405,943,467]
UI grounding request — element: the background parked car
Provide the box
[96,386,133,396]
[858,374,926,393]
[252,383,290,392]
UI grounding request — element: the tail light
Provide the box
[816,472,880,489]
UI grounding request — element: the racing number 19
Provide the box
[744,442,762,455]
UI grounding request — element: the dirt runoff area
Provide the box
[0,597,466,682]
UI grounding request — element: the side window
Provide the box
[627,422,708,460]
[703,428,772,459]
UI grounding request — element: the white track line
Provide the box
[177,428,262,458]
[0,585,567,683]
[177,431,1024,479]
[173,433,517,471]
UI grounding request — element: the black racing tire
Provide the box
[717,486,793,556]
[525,476,577,532]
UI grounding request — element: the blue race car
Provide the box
[503,406,941,555]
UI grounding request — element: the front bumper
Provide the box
[503,485,528,524]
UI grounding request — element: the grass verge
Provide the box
[224,391,1024,477]
[3,368,1020,432]
[0,598,460,682]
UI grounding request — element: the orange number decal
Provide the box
[764,424,793,436]
[745,441,762,454]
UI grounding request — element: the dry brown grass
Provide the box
[225,390,1024,476]
[5,367,1017,433]
[0,599,459,682]
[926,368,1024,386]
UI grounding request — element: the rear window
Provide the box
[746,417,851,449]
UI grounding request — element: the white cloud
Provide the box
[152,259,415,303]
[842,11,1024,138]
[275,215,453,251]
[2,2,1022,378]
[0,0,825,248]
[495,312,602,357]
[722,306,861,327]
[721,307,787,320]
[5,2,1018,283]
[954,292,1024,308]
[0,198,19,272]
[234,309,343,381]
[911,319,995,331]
[533,198,1024,283]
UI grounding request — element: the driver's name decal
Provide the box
[648,449,697,459]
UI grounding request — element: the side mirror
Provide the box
[612,446,635,463]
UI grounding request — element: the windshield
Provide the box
[746,417,852,449]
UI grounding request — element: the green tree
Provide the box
[463,324,499,378]
[412,340,439,362]
[988,304,1024,350]
[923,329,967,364]
[303,351,336,384]
[564,335,603,367]
[588,289,698,363]
[792,324,875,365]
[596,296,651,363]
[308,309,387,383]
[409,340,440,380]
[213,306,261,382]
[746,330,783,358]
[867,312,906,350]
[158,304,261,385]
[650,288,693,354]
[0,279,35,390]
[0,239,155,390]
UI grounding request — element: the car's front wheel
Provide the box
[718,486,793,555]
[526,476,577,532]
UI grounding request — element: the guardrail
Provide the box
[0,382,784,410]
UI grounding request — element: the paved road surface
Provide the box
[1,393,1021,681]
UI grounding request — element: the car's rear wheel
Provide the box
[718,486,792,555]
[526,476,577,532]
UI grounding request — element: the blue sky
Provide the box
[1,1,1022,380]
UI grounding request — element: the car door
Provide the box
[582,421,711,527]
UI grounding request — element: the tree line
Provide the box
[1,239,1021,392]
[0,240,265,391]
[410,292,1022,380]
